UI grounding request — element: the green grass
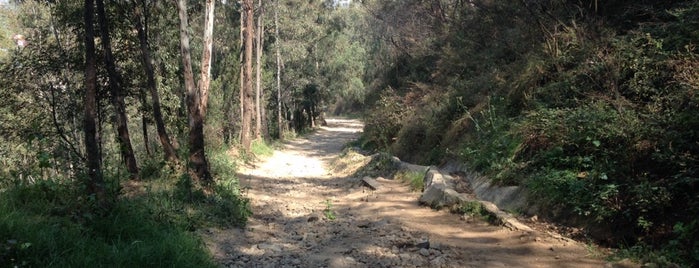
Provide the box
[451,200,496,223]
[0,148,250,267]
[0,182,217,268]
[395,170,425,192]
[322,199,336,220]
[251,139,274,157]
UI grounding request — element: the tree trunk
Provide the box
[239,10,244,142]
[133,0,178,163]
[96,0,139,179]
[241,0,255,151]
[189,0,215,184]
[140,91,151,157]
[176,0,212,184]
[274,0,283,140]
[82,0,108,208]
[254,0,264,140]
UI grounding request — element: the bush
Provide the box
[0,181,217,268]
[394,170,424,192]
[363,88,405,151]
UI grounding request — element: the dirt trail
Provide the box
[201,118,607,267]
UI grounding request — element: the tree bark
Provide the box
[176,0,213,184]
[241,0,255,151]
[274,0,283,140]
[239,10,244,142]
[254,0,264,140]
[189,0,215,184]
[133,0,179,163]
[82,0,108,208]
[140,91,151,157]
[96,0,139,179]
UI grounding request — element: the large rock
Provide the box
[419,169,465,208]
[419,167,533,232]
[391,156,430,173]
[441,161,531,214]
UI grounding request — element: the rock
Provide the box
[419,170,465,208]
[328,256,358,268]
[480,201,534,232]
[430,256,446,266]
[604,258,640,268]
[362,176,382,190]
[308,215,319,222]
[415,240,430,249]
[257,243,283,252]
[419,248,430,256]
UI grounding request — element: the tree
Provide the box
[95,0,139,179]
[254,0,265,140]
[274,0,283,139]
[241,0,255,151]
[132,0,178,163]
[82,0,108,207]
[176,0,215,185]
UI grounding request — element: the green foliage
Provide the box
[0,145,250,267]
[251,139,274,157]
[458,98,521,185]
[0,180,217,268]
[352,152,397,178]
[322,199,336,220]
[363,88,405,150]
[451,201,494,223]
[363,0,699,265]
[395,170,424,192]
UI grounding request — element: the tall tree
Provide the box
[95,0,139,179]
[82,0,108,207]
[274,0,283,139]
[176,0,213,184]
[254,0,265,140]
[241,0,255,151]
[133,0,179,163]
[190,0,215,184]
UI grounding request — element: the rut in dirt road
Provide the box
[201,118,607,268]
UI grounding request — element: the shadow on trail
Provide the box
[214,118,606,267]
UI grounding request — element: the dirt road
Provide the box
[201,118,607,267]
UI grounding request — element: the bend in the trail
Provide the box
[202,118,607,268]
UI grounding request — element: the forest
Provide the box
[1,0,697,266]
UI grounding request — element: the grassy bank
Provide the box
[0,148,250,267]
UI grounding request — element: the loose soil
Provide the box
[201,118,608,267]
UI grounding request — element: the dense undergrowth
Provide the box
[0,147,250,267]
[362,1,698,266]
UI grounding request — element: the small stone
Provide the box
[419,248,430,256]
[292,258,301,265]
[530,215,538,222]
[415,240,430,249]
[258,243,283,252]
[430,256,445,266]
[362,176,382,190]
[308,215,319,222]
[391,246,400,254]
